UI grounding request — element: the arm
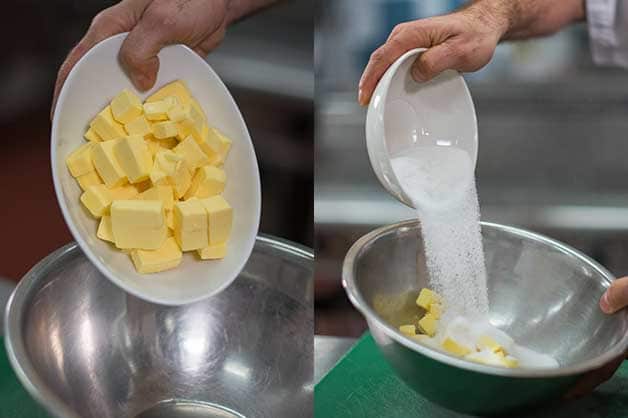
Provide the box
[52,0,278,117]
[358,0,585,105]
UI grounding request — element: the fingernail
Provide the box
[600,291,612,313]
[358,89,364,105]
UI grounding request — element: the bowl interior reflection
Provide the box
[7,238,313,418]
[356,222,627,367]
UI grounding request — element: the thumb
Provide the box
[119,16,169,91]
[600,276,628,314]
[410,42,463,82]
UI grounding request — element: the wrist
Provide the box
[464,0,514,40]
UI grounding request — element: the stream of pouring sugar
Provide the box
[390,145,489,321]
[390,145,558,368]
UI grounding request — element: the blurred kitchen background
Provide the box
[0,0,313,283]
[315,0,628,337]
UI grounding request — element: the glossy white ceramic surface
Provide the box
[51,33,261,306]
[365,48,478,207]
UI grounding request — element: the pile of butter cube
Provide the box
[65,80,233,274]
[399,289,520,368]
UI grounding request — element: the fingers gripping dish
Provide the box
[65,80,233,274]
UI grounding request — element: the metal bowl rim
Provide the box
[342,219,628,378]
[4,235,313,418]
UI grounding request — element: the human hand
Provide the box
[357,3,507,106]
[563,276,628,398]
[357,0,585,106]
[52,0,232,118]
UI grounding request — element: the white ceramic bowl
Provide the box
[51,33,261,306]
[365,48,478,208]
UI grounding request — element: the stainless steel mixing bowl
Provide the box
[343,220,628,415]
[4,236,313,418]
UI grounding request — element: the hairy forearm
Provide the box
[466,0,586,40]
[227,0,278,24]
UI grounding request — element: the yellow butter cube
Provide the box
[429,302,442,319]
[501,355,519,368]
[174,136,210,170]
[97,215,114,242]
[153,121,179,139]
[80,184,112,218]
[111,200,167,250]
[166,210,174,230]
[417,313,438,337]
[92,140,127,187]
[154,150,179,171]
[146,138,163,157]
[189,98,207,123]
[477,335,503,354]
[113,135,152,183]
[442,337,472,357]
[111,89,143,124]
[195,126,222,161]
[84,128,102,142]
[109,184,139,200]
[184,165,226,200]
[143,100,173,121]
[208,128,232,165]
[131,237,182,274]
[179,106,206,142]
[66,142,95,177]
[416,288,441,310]
[199,196,232,245]
[90,106,126,141]
[153,151,192,199]
[139,185,174,210]
[173,199,209,251]
[167,103,192,122]
[399,325,416,337]
[124,115,152,138]
[149,166,169,186]
[146,80,192,105]
[466,351,513,368]
[77,171,103,191]
[197,242,227,260]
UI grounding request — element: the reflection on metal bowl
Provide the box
[5,236,313,418]
[343,220,628,414]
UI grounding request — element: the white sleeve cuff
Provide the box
[586,0,628,67]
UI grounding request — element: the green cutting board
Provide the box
[0,338,52,418]
[315,333,628,418]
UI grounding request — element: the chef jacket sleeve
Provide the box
[587,0,628,67]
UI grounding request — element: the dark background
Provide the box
[0,0,313,282]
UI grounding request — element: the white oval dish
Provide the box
[51,33,261,306]
[365,48,478,208]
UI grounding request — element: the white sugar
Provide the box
[391,145,489,320]
[391,145,558,368]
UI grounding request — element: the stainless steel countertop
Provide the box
[314,335,356,384]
